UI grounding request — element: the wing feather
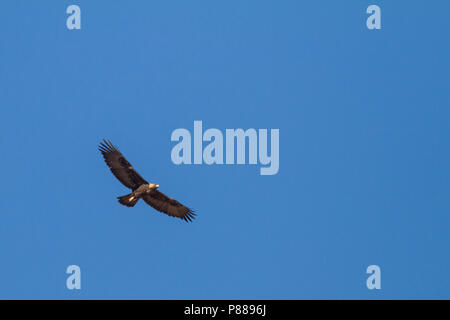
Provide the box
[142,191,196,222]
[98,139,148,190]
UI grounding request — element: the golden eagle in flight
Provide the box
[99,140,196,222]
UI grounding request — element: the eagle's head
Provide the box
[149,183,159,189]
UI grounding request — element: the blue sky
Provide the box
[0,1,449,299]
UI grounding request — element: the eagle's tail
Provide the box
[117,193,139,207]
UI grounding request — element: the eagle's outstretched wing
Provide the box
[142,191,196,222]
[98,139,148,190]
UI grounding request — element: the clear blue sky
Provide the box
[0,1,449,299]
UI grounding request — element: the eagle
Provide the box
[98,139,196,222]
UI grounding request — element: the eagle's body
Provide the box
[117,183,159,207]
[99,140,196,222]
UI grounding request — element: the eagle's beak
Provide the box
[156,184,160,188]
